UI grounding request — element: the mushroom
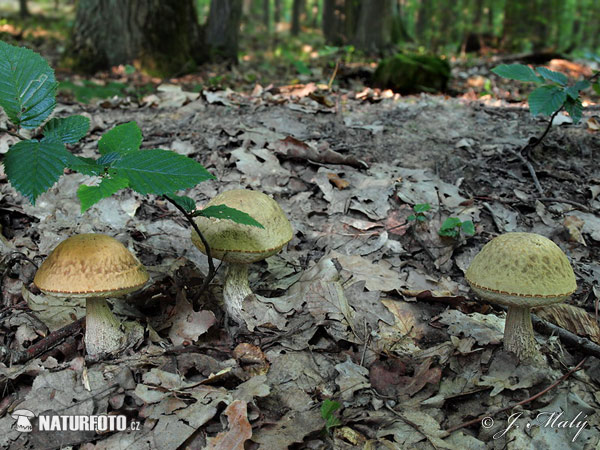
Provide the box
[34,233,149,357]
[191,189,293,324]
[11,409,35,432]
[465,232,576,364]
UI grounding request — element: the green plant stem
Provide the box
[163,195,216,308]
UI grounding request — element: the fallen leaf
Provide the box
[206,400,252,450]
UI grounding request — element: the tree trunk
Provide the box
[353,0,394,53]
[205,0,243,63]
[263,0,271,32]
[19,0,29,18]
[67,0,201,76]
[291,0,305,36]
[415,0,433,46]
[274,0,281,24]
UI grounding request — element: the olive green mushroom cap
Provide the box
[34,234,149,298]
[191,189,293,264]
[465,232,576,307]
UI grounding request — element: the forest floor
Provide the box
[1,15,600,449]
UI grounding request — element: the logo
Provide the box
[11,410,35,433]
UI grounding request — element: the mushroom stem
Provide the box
[503,306,544,364]
[85,297,125,357]
[222,263,253,324]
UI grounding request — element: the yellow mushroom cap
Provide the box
[34,234,149,298]
[465,232,576,307]
[191,189,293,264]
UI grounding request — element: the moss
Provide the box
[374,53,451,94]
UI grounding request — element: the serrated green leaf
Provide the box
[407,214,416,221]
[97,152,122,165]
[199,205,264,228]
[564,97,583,124]
[321,399,341,419]
[112,149,215,195]
[593,82,600,95]
[535,67,568,85]
[3,139,70,203]
[565,80,590,99]
[98,121,142,155]
[43,115,90,144]
[0,41,57,129]
[67,156,105,176]
[528,85,567,116]
[440,217,461,230]
[414,203,431,213]
[491,64,542,83]
[461,220,475,236]
[77,176,129,213]
[167,194,196,213]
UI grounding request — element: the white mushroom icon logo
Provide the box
[11,410,35,432]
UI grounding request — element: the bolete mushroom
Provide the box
[11,409,35,432]
[465,232,576,364]
[191,189,293,324]
[34,233,149,357]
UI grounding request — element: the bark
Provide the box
[205,0,243,63]
[274,0,281,24]
[353,0,394,53]
[19,0,29,18]
[291,0,305,36]
[415,0,433,46]
[67,0,201,76]
[263,0,271,32]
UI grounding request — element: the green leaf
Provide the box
[67,156,105,176]
[43,115,90,144]
[413,203,431,213]
[3,139,70,203]
[199,205,264,228]
[461,220,475,236]
[320,399,342,432]
[564,97,583,124]
[593,82,600,95]
[77,176,129,213]
[167,194,197,213]
[528,85,567,116]
[111,149,215,195]
[439,217,462,237]
[98,121,142,156]
[535,67,568,85]
[0,41,57,129]
[407,214,416,221]
[565,80,590,100]
[491,64,542,83]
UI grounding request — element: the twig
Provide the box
[163,195,216,309]
[508,148,544,196]
[530,312,600,359]
[5,317,85,365]
[445,358,586,434]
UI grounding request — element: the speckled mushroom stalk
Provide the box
[34,234,149,357]
[466,233,576,364]
[191,189,293,325]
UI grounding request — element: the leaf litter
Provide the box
[0,66,599,449]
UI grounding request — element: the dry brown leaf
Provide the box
[586,116,599,131]
[564,215,586,245]
[327,172,351,189]
[533,304,600,345]
[206,400,252,450]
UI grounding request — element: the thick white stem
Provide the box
[504,306,545,365]
[222,263,252,324]
[85,297,126,357]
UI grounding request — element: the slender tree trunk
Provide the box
[19,0,29,18]
[274,0,281,24]
[263,0,270,32]
[67,0,201,76]
[205,0,243,63]
[291,0,305,35]
[415,0,433,47]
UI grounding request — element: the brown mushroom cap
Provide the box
[34,234,149,298]
[465,232,576,307]
[191,189,293,264]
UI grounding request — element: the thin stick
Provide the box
[508,149,544,195]
[445,358,586,434]
[163,195,216,308]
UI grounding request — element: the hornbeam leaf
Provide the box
[528,85,567,116]
[78,176,129,213]
[43,115,90,144]
[112,149,215,195]
[3,139,71,203]
[199,205,264,228]
[98,121,142,155]
[0,41,57,128]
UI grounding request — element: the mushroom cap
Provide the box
[191,189,293,264]
[466,232,576,307]
[11,409,35,419]
[34,234,149,298]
